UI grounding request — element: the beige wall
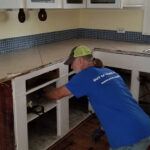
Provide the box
[0,9,80,39]
[0,9,144,40]
[79,9,144,32]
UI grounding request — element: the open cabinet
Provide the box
[12,62,69,150]
[12,61,93,150]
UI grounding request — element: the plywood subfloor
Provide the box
[48,114,110,150]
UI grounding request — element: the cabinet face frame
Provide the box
[27,0,62,9]
[63,0,86,9]
[0,0,22,9]
[11,61,92,150]
[93,50,150,101]
[12,62,69,150]
[87,0,123,8]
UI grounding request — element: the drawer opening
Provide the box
[28,107,57,150]
[26,69,59,91]
[27,82,57,123]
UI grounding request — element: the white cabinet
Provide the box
[12,61,91,150]
[0,0,25,9]
[93,50,150,101]
[143,0,150,35]
[123,0,144,8]
[87,0,123,9]
[63,0,86,9]
[27,0,62,9]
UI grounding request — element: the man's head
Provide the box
[64,45,94,73]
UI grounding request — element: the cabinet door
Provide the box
[0,0,22,9]
[143,0,150,35]
[0,81,15,150]
[87,0,123,8]
[27,0,62,8]
[123,0,144,7]
[63,0,86,8]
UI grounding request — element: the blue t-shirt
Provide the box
[66,67,150,149]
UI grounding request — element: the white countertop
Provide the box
[0,39,150,83]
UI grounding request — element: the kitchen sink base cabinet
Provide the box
[0,62,91,150]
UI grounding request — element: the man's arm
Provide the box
[45,85,72,100]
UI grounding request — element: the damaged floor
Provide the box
[48,114,110,150]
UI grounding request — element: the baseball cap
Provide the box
[64,45,92,65]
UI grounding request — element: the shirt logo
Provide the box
[93,71,120,85]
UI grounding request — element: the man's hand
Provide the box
[45,85,72,100]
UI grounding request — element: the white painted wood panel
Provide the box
[123,0,144,7]
[87,0,123,8]
[143,0,150,35]
[63,0,86,9]
[27,0,62,9]
[12,79,28,150]
[0,0,24,9]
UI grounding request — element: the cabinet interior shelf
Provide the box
[26,78,59,95]
[27,98,56,123]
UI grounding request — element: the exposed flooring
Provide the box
[48,114,110,150]
[48,114,150,150]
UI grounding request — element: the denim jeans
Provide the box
[109,136,150,150]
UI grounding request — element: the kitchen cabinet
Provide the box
[0,0,25,9]
[143,0,150,35]
[0,61,92,150]
[12,62,69,150]
[123,0,144,8]
[93,49,150,101]
[87,0,123,9]
[27,0,62,9]
[63,0,86,9]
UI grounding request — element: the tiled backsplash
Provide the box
[1,28,150,54]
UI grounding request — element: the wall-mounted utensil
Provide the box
[18,8,26,23]
[38,9,47,21]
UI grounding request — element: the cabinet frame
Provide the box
[87,0,123,9]
[27,0,62,9]
[93,50,150,101]
[63,0,86,9]
[0,0,25,9]
[12,62,69,150]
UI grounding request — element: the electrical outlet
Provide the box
[117,27,126,33]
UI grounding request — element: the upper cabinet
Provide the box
[123,0,145,8]
[0,0,145,10]
[87,0,123,9]
[0,0,25,9]
[63,0,86,9]
[143,0,150,35]
[27,0,62,9]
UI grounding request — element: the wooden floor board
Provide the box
[48,115,109,150]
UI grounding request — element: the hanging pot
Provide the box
[38,9,47,21]
[18,8,26,23]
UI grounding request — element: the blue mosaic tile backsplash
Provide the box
[1,28,150,54]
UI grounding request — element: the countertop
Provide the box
[0,39,150,83]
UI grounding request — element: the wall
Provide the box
[79,9,144,32]
[0,9,80,39]
[0,8,144,40]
